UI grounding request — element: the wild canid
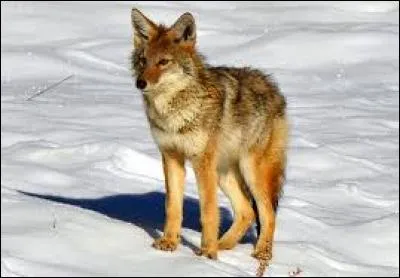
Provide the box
[130,8,288,268]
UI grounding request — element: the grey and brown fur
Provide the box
[130,8,289,269]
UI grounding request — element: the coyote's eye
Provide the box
[158,59,170,66]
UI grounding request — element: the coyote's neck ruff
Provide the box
[130,9,288,276]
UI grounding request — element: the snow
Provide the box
[1,1,399,276]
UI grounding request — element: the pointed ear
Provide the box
[171,12,196,47]
[131,8,157,48]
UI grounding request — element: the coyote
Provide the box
[130,8,288,268]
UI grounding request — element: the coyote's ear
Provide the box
[171,12,196,47]
[131,8,157,48]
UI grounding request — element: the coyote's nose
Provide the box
[136,79,147,90]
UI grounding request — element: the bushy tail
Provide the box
[251,177,284,237]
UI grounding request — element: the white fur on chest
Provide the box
[145,71,200,133]
[151,128,209,157]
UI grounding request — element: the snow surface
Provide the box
[1,1,399,276]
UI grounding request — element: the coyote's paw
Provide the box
[217,239,236,250]
[152,236,179,252]
[194,246,218,260]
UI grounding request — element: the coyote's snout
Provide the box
[130,8,289,274]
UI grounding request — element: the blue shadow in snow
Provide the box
[18,190,257,251]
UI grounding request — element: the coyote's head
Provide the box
[130,9,199,94]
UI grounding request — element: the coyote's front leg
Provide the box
[191,143,219,260]
[152,150,185,251]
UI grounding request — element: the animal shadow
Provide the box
[18,190,257,252]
